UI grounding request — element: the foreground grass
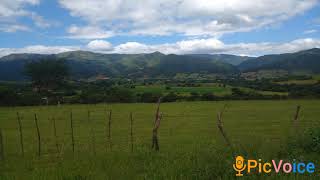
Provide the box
[0,100,320,179]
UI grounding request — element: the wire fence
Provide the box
[0,104,319,160]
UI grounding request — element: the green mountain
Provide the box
[0,51,238,81]
[238,48,320,73]
[3,48,319,81]
[188,54,253,65]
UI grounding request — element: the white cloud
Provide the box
[0,0,39,18]
[222,38,320,55]
[110,38,320,56]
[59,0,318,37]
[87,40,112,51]
[66,25,114,39]
[303,29,318,34]
[30,13,58,28]
[0,24,30,32]
[1,38,320,58]
[0,0,56,32]
[0,45,80,57]
[312,17,320,24]
[113,42,151,54]
[0,0,39,32]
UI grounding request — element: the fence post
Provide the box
[216,105,234,154]
[88,110,96,155]
[0,129,4,160]
[34,113,41,157]
[108,110,112,151]
[292,105,301,129]
[52,117,59,154]
[130,112,134,152]
[17,112,24,156]
[87,110,91,123]
[152,97,162,151]
[70,111,75,154]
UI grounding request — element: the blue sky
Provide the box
[0,0,320,57]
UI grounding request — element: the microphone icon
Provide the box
[233,156,246,176]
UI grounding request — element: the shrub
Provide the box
[163,92,179,102]
[281,127,320,159]
[201,93,216,101]
[139,92,162,103]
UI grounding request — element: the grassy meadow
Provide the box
[130,84,286,97]
[0,100,320,179]
[132,84,231,96]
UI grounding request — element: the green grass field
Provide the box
[132,84,288,97]
[132,85,231,96]
[276,79,318,85]
[0,100,320,179]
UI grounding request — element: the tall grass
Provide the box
[0,100,319,179]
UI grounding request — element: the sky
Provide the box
[0,0,320,57]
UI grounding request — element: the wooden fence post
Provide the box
[88,110,96,155]
[216,105,233,153]
[52,117,59,154]
[152,97,163,151]
[293,105,301,129]
[0,129,4,160]
[87,110,90,123]
[16,112,24,156]
[130,112,134,152]
[34,113,41,157]
[70,111,75,154]
[108,110,112,151]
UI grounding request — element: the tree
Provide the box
[201,93,216,101]
[25,59,69,93]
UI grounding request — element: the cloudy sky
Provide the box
[0,0,320,57]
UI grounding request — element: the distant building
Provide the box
[96,75,110,81]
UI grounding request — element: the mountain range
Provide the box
[0,48,320,81]
[238,48,320,74]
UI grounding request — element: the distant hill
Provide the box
[2,48,320,81]
[0,51,238,81]
[238,48,320,74]
[188,54,253,65]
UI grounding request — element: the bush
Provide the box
[163,92,179,102]
[188,92,200,101]
[281,127,320,159]
[201,93,216,101]
[0,86,18,106]
[107,88,135,103]
[18,92,42,106]
[139,92,162,103]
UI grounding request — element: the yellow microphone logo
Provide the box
[233,156,246,176]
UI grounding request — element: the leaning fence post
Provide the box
[152,97,163,151]
[34,113,41,157]
[0,129,4,160]
[70,111,75,154]
[130,112,134,152]
[216,105,233,153]
[292,105,301,130]
[17,112,24,156]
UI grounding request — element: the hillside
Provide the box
[238,48,320,73]
[188,54,253,65]
[0,51,238,81]
[2,48,320,81]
